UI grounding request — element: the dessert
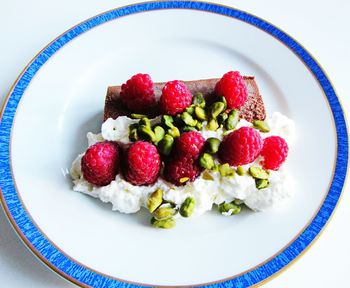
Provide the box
[71,72,295,229]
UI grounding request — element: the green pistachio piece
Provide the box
[196,121,202,130]
[212,164,220,172]
[181,112,198,127]
[158,134,174,155]
[192,92,206,108]
[202,170,215,181]
[161,115,175,128]
[129,123,139,142]
[153,126,165,144]
[147,189,163,213]
[180,197,195,217]
[167,126,180,138]
[179,177,189,184]
[194,106,207,121]
[255,179,270,189]
[210,102,226,119]
[182,126,197,133]
[249,166,269,180]
[139,125,157,142]
[139,117,151,128]
[218,202,241,215]
[199,153,215,170]
[130,113,147,119]
[233,199,244,205]
[153,206,177,220]
[236,166,245,176]
[186,105,195,114]
[205,137,221,154]
[217,112,228,125]
[218,96,227,110]
[206,118,219,131]
[226,109,240,130]
[151,217,176,229]
[253,120,270,133]
[219,163,235,177]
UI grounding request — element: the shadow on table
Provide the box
[0,205,75,287]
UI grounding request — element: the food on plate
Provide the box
[70,71,295,228]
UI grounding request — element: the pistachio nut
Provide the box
[129,123,139,142]
[130,113,147,119]
[147,189,163,213]
[153,125,165,144]
[205,137,220,154]
[161,115,174,128]
[249,166,269,180]
[153,206,177,220]
[192,92,206,108]
[167,126,180,138]
[182,126,197,133]
[233,199,244,205]
[158,134,174,155]
[202,170,215,181]
[219,163,235,177]
[180,197,195,217]
[181,112,198,127]
[236,166,245,176]
[139,117,151,128]
[199,153,215,170]
[206,118,219,131]
[194,106,207,121]
[226,109,240,130]
[186,105,195,114]
[139,125,157,142]
[210,102,226,119]
[179,177,189,184]
[218,96,227,110]
[217,112,228,125]
[253,120,270,133]
[218,202,241,215]
[196,121,202,130]
[255,179,269,189]
[151,217,176,229]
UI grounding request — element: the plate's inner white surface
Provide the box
[11,10,335,285]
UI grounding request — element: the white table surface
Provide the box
[1,0,349,287]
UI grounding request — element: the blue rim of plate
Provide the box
[0,1,348,287]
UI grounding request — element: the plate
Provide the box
[0,2,348,287]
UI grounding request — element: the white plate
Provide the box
[0,2,347,287]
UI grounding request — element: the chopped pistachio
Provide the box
[138,125,157,142]
[158,134,174,155]
[192,92,206,108]
[218,202,241,215]
[217,112,228,125]
[205,137,221,154]
[210,102,226,119]
[236,166,245,176]
[130,113,147,119]
[226,109,240,130]
[153,126,165,144]
[218,96,227,110]
[186,105,195,114]
[162,115,174,128]
[147,189,163,213]
[249,166,269,180]
[255,179,269,189]
[179,197,195,217]
[199,153,215,170]
[129,123,139,142]
[182,126,197,132]
[233,199,244,205]
[153,206,177,220]
[151,217,176,229]
[196,121,202,130]
[167,126,180,138]
[194,106,207,121]
[181,112,198,127]
[253,120,270,133]
[202,170,215,181]
[212,164,220,172]
[206,118,219,131]
[219,163,235,177]
[179,177,190,184]
[139,117,151,128]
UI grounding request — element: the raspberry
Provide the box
[260,136,288,170]
[124,141,161,185]
[215,71,248,109]
[160,80,192,115]
[176,131,205,159]
[120,73,156,112]
[218,127,263,166]
[81,141,120,186]
[163,155,202,186]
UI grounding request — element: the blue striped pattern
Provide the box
[0,2,347,287]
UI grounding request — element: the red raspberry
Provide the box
[219,127,263,166]
[176,131,205,159]
[124,141,161,185]
[260,136,289,171]
[160,80,192,115]
[163,155,202,186]
[81,141,120,186]
[215,71,248,109]
[120,73,156,112]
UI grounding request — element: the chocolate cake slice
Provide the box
[104,76,265,122]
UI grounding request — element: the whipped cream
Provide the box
[71,113,295,215]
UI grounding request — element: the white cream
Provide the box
[71,112,295,215]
